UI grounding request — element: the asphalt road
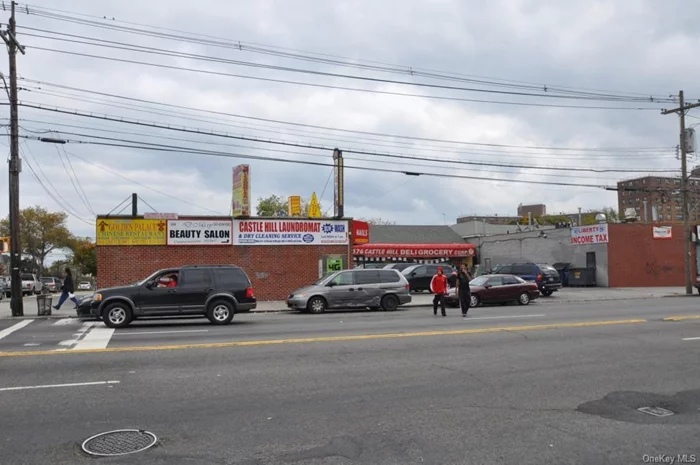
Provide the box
[1,298,699,464]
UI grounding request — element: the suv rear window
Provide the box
[379,270,401,283]
[512,265,536,275]
[21,274,34,280]
[182,269,211,287]
[355,270,380,285]
[214,268,250,287]
[538,265,559,275]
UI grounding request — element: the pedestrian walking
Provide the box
[430,266,449,316]
[52,267,80,310]
[456,264,473,317]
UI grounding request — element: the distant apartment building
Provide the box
[617,172,700,223]
[517,203,546,217]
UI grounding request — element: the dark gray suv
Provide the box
[287,269,412,313]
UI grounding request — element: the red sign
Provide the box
[352,220,370,245]
[352,243,476,258]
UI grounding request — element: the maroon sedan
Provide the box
[467,274,540,307]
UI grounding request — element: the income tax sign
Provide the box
[167,220,232,245]
[571,224,608,245]
[233,219,349,245]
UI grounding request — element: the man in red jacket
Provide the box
[430,266,449,316]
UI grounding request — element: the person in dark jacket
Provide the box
[53,267,80,310]
[456,263,473,317]
[430,266,449,316]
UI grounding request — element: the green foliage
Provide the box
[256,195,319,217]
[69,237,97,276]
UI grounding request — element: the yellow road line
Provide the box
[0,319,647,358]
[663,315,700,321]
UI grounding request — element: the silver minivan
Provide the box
[287,269,412,313]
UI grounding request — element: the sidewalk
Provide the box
[0,287,692,319]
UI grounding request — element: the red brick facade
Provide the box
[607,223,696,287]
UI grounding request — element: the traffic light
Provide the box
[0,236,9,253]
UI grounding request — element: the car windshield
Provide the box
[314,272,338,286]
[401,266,418,275]
[40,278,53,283]
[469,276,489,286]
[21,274,34,280]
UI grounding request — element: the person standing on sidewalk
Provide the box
[430,266,449,316]
[53,267,80,310]
[456,263,473,317]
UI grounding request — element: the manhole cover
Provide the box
[638,406,674,417]
[81,429,157,457]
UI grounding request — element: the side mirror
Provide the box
[145,281,155,289]
[410,272,417,277]
[327,282,335,287]
[484,284,491,289]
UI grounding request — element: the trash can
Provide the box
[568,267,597,287]
[552,262,572,287]
[37,294,52,316]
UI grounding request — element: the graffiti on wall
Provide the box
[645,261,675,277]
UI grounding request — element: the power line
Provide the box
[21,133,621,190]
[18,103,679,174]
[137,195,156,213]
[18,28,673,104]
[13,3,684,102]
[60,144,94,215]
[20,78,674,153]
[22,46,667,112]
[54,144,95,216]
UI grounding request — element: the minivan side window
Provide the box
[215,268,249,287]
[355,270,380,285]
[496,266,512,274]
[512,265,535,275]
[379,270,401,283]
[332,272,354,286]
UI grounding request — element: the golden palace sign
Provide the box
[96,219,167,246]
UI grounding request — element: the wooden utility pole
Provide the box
[662,91,700,295]
[1,1,25,315]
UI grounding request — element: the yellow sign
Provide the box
[96,219,167,246]
[288,196,302,216]
[232,165,251,217]
[0,236,9,253]
[308,192,322,218]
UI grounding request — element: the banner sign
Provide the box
[288,196,302,216]
[167,220,233,245]
[571,224,608,245]
[352,220,370,244]
[352,243,476,258]
[232,165,251,217]
[653,226,672,240]
[96,219,167,246]
[233,219,348,245]
[144,212,178,220]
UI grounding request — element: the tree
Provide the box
[599,207,620,223]
[256,195,322,217]
[362,217,396,225]
[0,206,74,275]
[69,237,97,277]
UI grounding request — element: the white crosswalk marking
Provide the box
[0,320,33,341]
[52,318,80,326]
[72,325,115,350]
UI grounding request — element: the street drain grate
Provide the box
[637,406,675,417]
[81,429,157,457]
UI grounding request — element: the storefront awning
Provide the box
[352,243,476,258]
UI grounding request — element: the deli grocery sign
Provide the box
[167,220,232,245]
[233,219,349,245]
[571,224,609,245]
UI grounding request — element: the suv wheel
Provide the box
[381,294,399,311]
[307,296,327,314]
[541,289,553,296]
[207,300,234,325]
[103,303,133,328]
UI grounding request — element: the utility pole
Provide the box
[577,207,582,226]
[662,91,700,295]
[1,2,25,316]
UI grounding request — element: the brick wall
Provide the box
[607,223,695,287]
[96,245,348,301]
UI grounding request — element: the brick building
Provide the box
[618,171,700,223]
[517,203,546,217]
[96,216,350,301]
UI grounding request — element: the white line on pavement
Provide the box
[23,343,40,347]
[72,325,114,350]
[0,320,33,341]
[466,314,546,320]
[682,337,700,341]
[112,329,210,336]
[52,318,79,326]
[0,380,120,392]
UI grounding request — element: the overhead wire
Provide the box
[17,103,679,174]
[53,144,95,216]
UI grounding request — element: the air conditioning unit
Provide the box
[624,207,638,221]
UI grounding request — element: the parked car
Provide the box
[467,274,540,307]
[401,264,456,292]
[383,263,414,272]
[78,281,92,291]
[354,263,386,269]
[287,268,411,313]
[489,263,562,296]
[90,265,256,328]
[40,277,62,293]
[20,273,41,296]
[0,276,8,299]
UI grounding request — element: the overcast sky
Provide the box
[1,0,699,243]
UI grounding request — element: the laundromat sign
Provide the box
[233,219,349,245]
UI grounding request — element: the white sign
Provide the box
[653,226,672,240]
[571,224,609,245]
[167,220,232,245]
[233,219,349,245]
[144,212,178,219]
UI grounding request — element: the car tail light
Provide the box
[536,274,543,281]
[246,287,254,298]
[406,283,410,291]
